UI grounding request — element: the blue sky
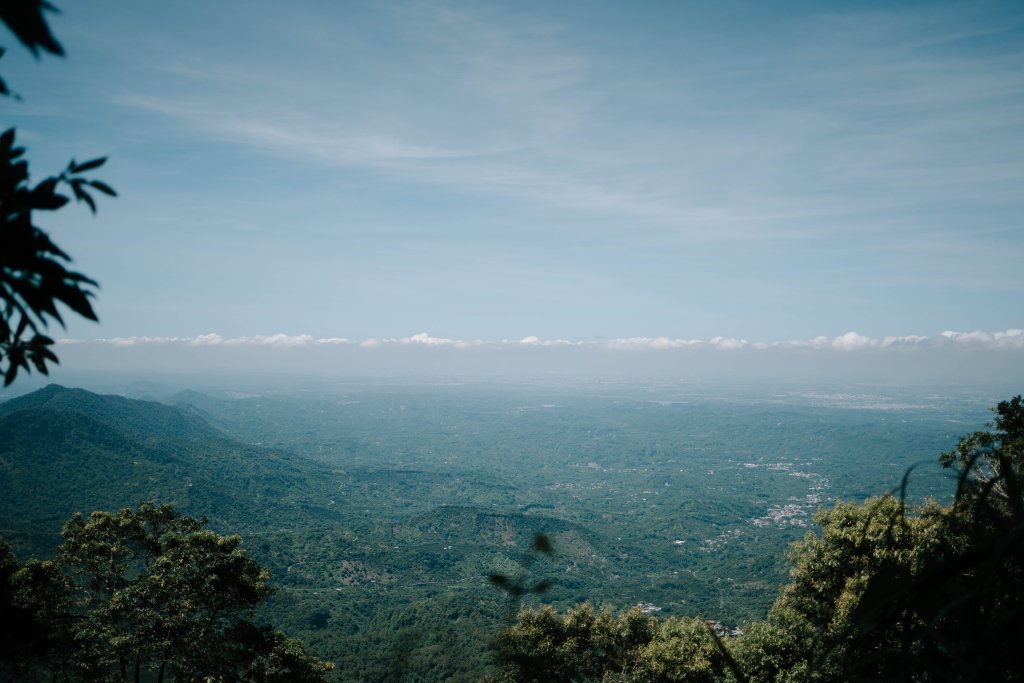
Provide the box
[3,0,1023,368]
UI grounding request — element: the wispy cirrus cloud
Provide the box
[64,329,1024,351]
[111,1,1024,243]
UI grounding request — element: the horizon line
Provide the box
[56,328,1024,352]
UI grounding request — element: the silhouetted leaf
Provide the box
[56,287,97,321]
[88,180,116,196]
[70,183,96,213]
[0,1,65,57]
[31,176,58,198]
[14,315,29,338]
[69,156,106,173]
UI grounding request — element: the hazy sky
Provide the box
[3,0,1023,378]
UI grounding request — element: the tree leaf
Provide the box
[70,183,96,213]
[69,156,107,173]
[88,180,117,197]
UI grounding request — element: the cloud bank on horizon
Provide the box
[61,329,1024,352]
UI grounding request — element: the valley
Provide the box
[0,380,993,680]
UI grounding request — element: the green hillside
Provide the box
[0,384,219,440]
[0,385,635,679]
[0,385,346,560]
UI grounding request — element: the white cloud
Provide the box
[710,336,749,351]
[995,329,1024,347]
[186,333,315,348]
[231,334,316,347]
[189,333,225,346]
[116,1,1024,246]
[508,335,580,347]
[879,335,930,347]
[89,336,185,347]
[401,332,456,346]
[59,329,1024,352]
[941,328,1024,348]
[607,337,702,350]
[832,331,875,351]
[775,336,831,349]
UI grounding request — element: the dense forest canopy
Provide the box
[1,385,1021,681]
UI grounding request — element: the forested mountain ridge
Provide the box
[0,384,219,440]
[0,385,347,560]
[1,385,605,679]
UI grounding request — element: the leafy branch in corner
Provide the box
[0,130,115,385]
[1,1,114,386]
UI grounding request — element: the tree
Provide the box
[743,495,951,682]
[5,553,77,681]
[492,603,740,683]
[911,395,1024,681]
[733,396,1024,683]
[940,395,1024,509]
[1,503,332,682]
[0,538,70,680]
[491,603,657,682]
[1,1,112,386]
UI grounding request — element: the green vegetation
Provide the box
[492,395,1024,682]
[0,383,1008,680]
[0,384,347,557]
[0,503,331,681]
